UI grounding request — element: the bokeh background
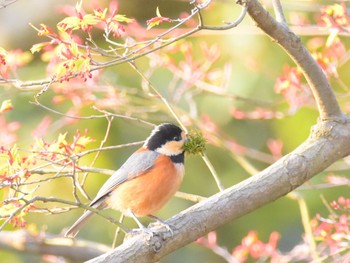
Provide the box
[1,0,350,262]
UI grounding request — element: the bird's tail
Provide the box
[64,210,95,238]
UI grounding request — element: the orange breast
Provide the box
[105,155,184,217]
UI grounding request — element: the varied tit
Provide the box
[64,123,187,238]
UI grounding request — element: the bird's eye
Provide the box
[174,135,182,141]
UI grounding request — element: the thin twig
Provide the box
[76,142,145,158]
[35,75,55,98]
[92,106,156,127]
[319,194,337,218]
[0,196,129,232]
[231,154,259,176]
[112,214,125,249]
[201,153,225,191]
[0,174,70,188]
[288,192,319,261]
[80,115,114,189]
[100,0,215,66]
[200,3,247,30]
[271,0,287,25]
[128,61,188,132]
[31,96,156,127]
[175,191,206,203]
[30,166,115,176]
[71,158,81,202]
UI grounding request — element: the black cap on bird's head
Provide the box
[144,123,186,156]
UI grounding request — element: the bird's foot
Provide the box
[148,215,174,239]
[149,221,174,239]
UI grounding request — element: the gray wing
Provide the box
[90,150,159,207]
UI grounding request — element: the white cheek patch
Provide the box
[156,141,184,156]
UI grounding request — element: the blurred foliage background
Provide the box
[1,0,350,262]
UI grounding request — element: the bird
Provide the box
[64,123,187,238]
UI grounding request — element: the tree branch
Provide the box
[244,0,342,120]
[0,0,17,9]
[87,118,350,262]
[271,0,287,24]
[0,230,109,262]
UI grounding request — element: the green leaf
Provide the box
[30,42,49,54]
[58,17,81,31]
[70,41,78,57]
[81,14,100,26]
[55,62,67,78]
[112,14,133,23]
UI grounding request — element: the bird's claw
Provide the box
[149,220,174,240]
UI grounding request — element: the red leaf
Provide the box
[146,16,171,30]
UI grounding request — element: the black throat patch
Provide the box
[170,152,184,163]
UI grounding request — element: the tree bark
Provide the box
[0,230,109,262]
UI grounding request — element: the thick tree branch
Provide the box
[0,230,109,262]
[245,0,342,120]
[82,1,350,262]
[0,0,17,9]
[87,118,350,262]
